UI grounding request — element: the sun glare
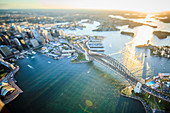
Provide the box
[133,26,153,46]
[0,0,169,13]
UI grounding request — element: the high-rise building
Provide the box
[0,36,4,45]
[13,38,21,46]
[0,45,12,57]
[47,31,53,41]
[0,35,11,45]
[31,29,42,43]
[41,30,54,42]
[59,29,65,38]
[0,53,4,59]
[13,38,23,51]
[30,39,39,48]
[15,35,26,49]
[26,32,33,39]
[40,36,46,44]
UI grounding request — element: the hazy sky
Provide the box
[0,0,170,12]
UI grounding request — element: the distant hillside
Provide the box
[152,11,170,23]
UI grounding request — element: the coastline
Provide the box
[120,87,150,113]
[70,60,91,64]
[2,66,23,104]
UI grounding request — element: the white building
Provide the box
[134,82,142,93]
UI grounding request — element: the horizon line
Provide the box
[0,8,169,13]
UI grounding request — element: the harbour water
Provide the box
[7,53,145,113]
[6,15,170,113]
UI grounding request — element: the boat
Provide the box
[32,51,36,55]
[18,55,24,59]
[48,61,51,63]
[109,44,112,47]
[27,65,33,69]
[31,56,35,59]
[67,56,71,58]
[9,58,16,62]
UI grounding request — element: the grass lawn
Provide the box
[71,53,87,63]
[121,87,132,96]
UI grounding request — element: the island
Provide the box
[121,31,135,37]
[153,31,170,39]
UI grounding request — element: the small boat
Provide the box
[109,44,112,47]
[48,61,51,64]
[27,52,32,55]
[31,56,35,59]
[27,65,33,69]
[32,51,36,55]
[18,56,24,59]
[10,58,16,62]
[67,56,71,59]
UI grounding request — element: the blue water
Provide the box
[6,17,170,113]
[6,53,146,113]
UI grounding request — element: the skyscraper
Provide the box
[31,29,42,43]
[0,45,12,57]
[30,39,39,48]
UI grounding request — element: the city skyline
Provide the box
[0,0,170,13]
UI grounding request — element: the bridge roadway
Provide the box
[66,42,170,103]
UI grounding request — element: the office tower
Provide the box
[13,38,23,51]
[0,45,12,57]
[31,29,42,43]
[0,35,11,45]
[0,53,4,59]
[30,39,39,48]
[59,29,65,38]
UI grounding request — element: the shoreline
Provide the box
[120,93,148,113]
[2,66,23,104]
[70,60,91,64]
[120,87,150,113]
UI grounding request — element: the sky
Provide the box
[0,0,170,13]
